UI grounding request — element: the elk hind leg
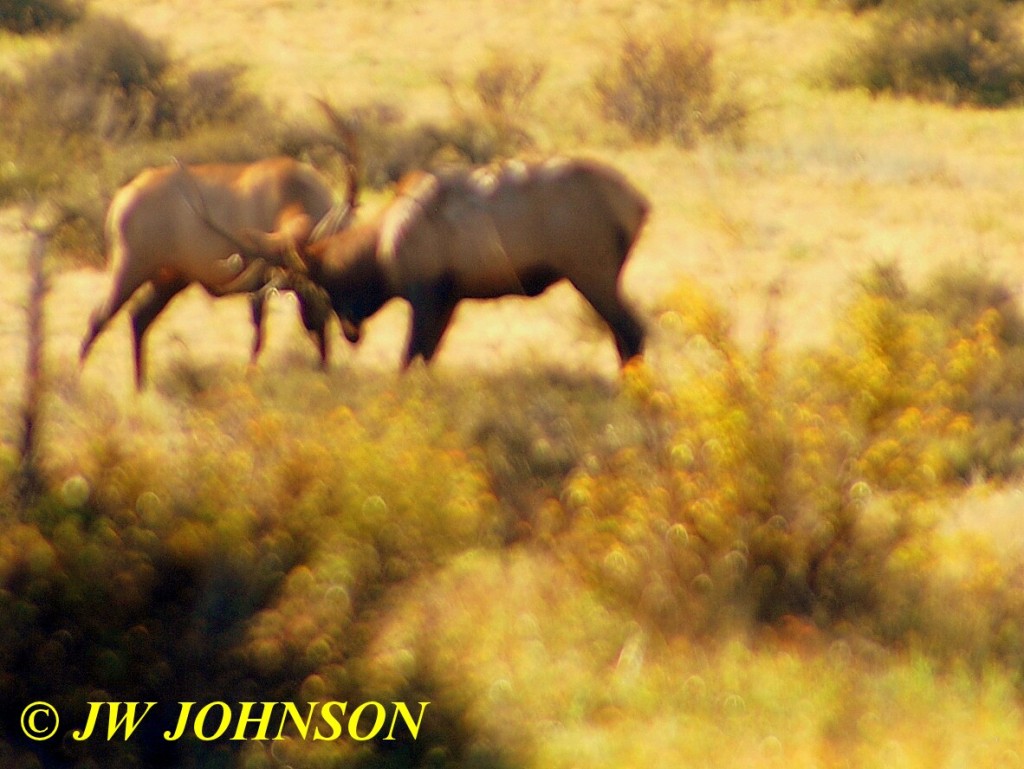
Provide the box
[130,278,188,389]
[574,280,645,365]
[80,265,149,365]
[247,273,285,366]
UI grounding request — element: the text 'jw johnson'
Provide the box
[20,700,429,743]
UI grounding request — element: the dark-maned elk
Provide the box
[79,151,357,389]
[293,157,650,369]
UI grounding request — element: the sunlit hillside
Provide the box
[5,0,1024,767]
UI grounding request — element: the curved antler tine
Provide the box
[313,97,361,213]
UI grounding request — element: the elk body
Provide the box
[79,156,346,388]
[301,158,649,369]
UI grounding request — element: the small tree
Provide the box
[16,208,56,501]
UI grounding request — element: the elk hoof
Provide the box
[341,318,361,344]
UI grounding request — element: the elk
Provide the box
[293,157,650,369]
[79,136,358,389]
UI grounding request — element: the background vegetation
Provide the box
[5,0,1024,767]
[830,0,1024,106]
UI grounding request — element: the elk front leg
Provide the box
[293,278,332,370]
[249,288,269,366]
[402,283,457,369]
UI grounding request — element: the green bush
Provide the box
[0,0,83,34]
[593,25,747,146]
[830,0,1024,106]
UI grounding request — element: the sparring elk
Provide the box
[296,157,650,369]
[79,137,358,388]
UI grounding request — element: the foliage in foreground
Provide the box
[4,265,1024,766]
[561,264,1024,661]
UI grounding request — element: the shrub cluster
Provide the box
[0,0,82,34]
[497,265,1024,654]
[320,52,548,189]
[0,14,283,261]
[1,22,551,258]
[444,49,547,159]
[11,15,266,143]
[0,381,501,767]
[830,0,1024,106]
[593,26,747,146]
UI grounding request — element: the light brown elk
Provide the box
[79,152,357,389]
[293,157,650,369]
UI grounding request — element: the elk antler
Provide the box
[313,97,361,215]
[173,158,308,275]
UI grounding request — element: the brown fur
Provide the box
[306,158,650,369]
[80,157,343,388]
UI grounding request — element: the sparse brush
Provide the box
[0,0,83,34]
[593,25,748,146]
[15,15,269,142]
[442,49,547,158]
[829,0,1024,107]
[20,14,174,140]
[0,14,288,261]
[333,101,451,187]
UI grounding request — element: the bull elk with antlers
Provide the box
[296,157,650,369]
[79,106,359,389]
[182,103,649,371]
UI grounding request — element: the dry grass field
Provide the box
[6,1,1024,767]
